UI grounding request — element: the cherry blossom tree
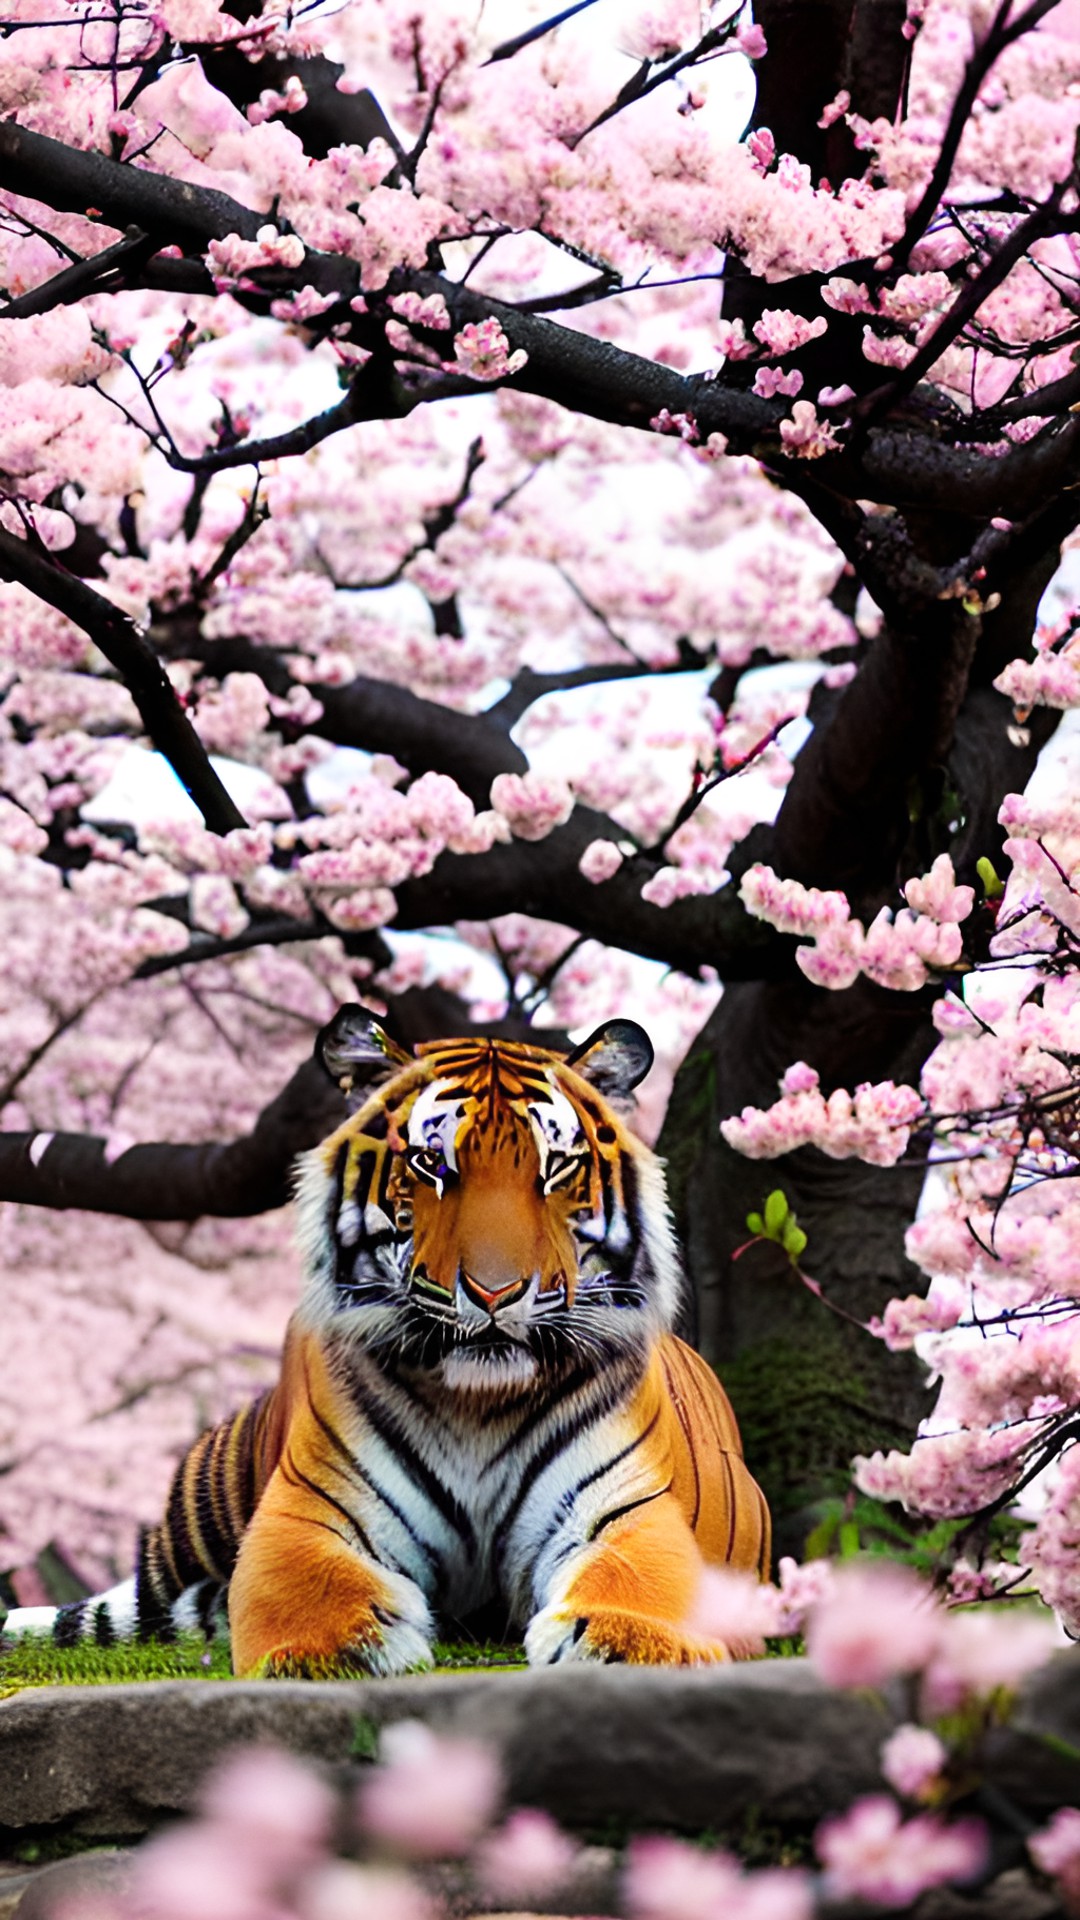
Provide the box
[2,0,1080,1597]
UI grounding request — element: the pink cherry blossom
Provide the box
[473,1808,578,1904]
[779,400,841,458]
[921,1607,1061,1713]
[805,1562,942,1688]
[452,320,528,381]
[490,770,574,841]
[579,839,624,883]
[357,1722,501,1859]
[753,367,803,399]
[816,1796,987,1908]
[623,1836,811,1920]
[736,22,768,59]
[879,1724,947,1800]
[684,1564,784,1655]
[297,1863,433,1920]
[1029,1807,1080,1912]
[753,311,828,356]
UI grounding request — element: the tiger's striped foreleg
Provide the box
[514,1345,766,1668]
[226,1335,434,1679]
[522,1489,732,1667]
[227,1459,433,1678]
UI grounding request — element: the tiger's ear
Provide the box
[565,1020,653,1097]
[316,1005,413,1108]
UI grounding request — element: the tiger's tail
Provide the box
[1,1394,279,1650]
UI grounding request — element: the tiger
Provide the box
[2,1007,770,1675]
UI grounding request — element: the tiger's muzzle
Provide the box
[457,1270,531,1317]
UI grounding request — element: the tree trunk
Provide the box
[660,976,935,1563]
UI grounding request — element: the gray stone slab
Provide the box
[0,1660,891,1842]
[983,1646,1080,1814]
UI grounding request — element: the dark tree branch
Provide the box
[569,16,745,145]
[157,630,530,805]
[391,804,792,978]
[199,49,404,163]
[750,0,863,183]
[2,118,1076,520]
[0,121,261,249]
[0,224,157,319]
[485,0,602,65]
[0,1057,346,1218]
[0,529,245,834]
[134,914,324,979]
[127,807,791,982]
[106,365,411,476]
[484,659,687,729]
[771,595,981,896]
[883,0,1062,281]
[857,189,1070,430]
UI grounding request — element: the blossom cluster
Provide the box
[739,854,975,992]
[717,746,1080,1633]
[721,1063,926,1166]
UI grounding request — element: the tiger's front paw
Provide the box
[248,1606,433,1680]
[524,1603,732,1668]
[232,1553,436,1680]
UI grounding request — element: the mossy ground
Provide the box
[0,1629,802,1692]
[0,1630,527,1693]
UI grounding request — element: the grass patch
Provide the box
[0,1630,234,1692]
[0,1630,528,1692]
[0,1622,802,1692]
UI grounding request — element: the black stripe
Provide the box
[722,1451,738,1562]
[359,1389,477,1554]
[135,1530,166,1637]
[136,1530,177,1642]
[302,1379,433,1576]
[485,1363,595,1458]
[589,1481,671,1541]
[512,1405,664,1574]
[196,1579,222,1634]
[239,1398,266,1521]
[574,1404,661,1503]
[194,1432,232,1582]
[92,1601,116,1647]
[163,1450,200,1589]
[493,1391,616,1568]
[353,1148,377,1212]
[304,1379,360,1474]
[354,1458,439,1578]
[53,1601,86,1648]
[281,1447,375,1556]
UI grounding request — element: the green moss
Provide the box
[0,1629,532,1692]
[0,1630,234,1692]
[720,1328,916,1524]
[12,1833,134,1867]
[429,1638,526,1670]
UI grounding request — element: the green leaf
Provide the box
[976,855,1004,900]
[763,1189,789,1236]
[746,1211,765,1235]
[804,1508,841,1559]
[783,1223,808,1260]
[838,1520,861,1558]
[351,1715,380,1762]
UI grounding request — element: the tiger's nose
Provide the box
[459,1271,528,1315]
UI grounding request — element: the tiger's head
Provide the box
[295,1006,684,1392]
